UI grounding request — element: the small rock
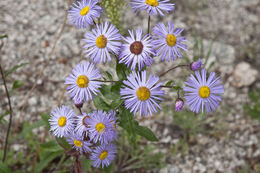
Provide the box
[231,62,258,88]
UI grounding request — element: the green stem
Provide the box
[0,64,13,163]
[159,64,189,77]
[147,14,151,34]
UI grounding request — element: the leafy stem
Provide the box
[159,64,189,77]
[0,64,13,163]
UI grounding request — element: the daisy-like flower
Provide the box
[90,143,117,168]
[65,61,102,102]
[130,0,174,16]
[86,110,118,144]
[49,106,75,138]
[183,69,224,113]
[68,0,102,28]
[66,132,92,154]
[75,112,91,137]
[83,22,122,63]
[119,29,155,71]
[152,21,188,62]
[120,71,165,116]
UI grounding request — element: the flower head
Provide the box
[130,0,174,16]
[90,143,117,168]
[119,29,155,71]
[66,132,92,154]
[152,21,188,62]
[65,61,102,102]
[175,98,184,111]
[183,69,224,113]
[49,106,75,138]
[120,71,165,116]
[75,112,91,137]
[190,58,202,71]
[74,98,84,109]
[86,110,118,144]
[83,22,122,63]
[68,0,102,28]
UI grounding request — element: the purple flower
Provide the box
[74,98,84,109]
[118,29,155,71]
[86,110,118,144]
[90,143,117,168]
[66,132,92,154]
[65,61,102,102]
[130,0,174,16]
[75,112,91,137]
[152,21,188,62]
[83,22,122,63]
[49,106,75,138]
[68,0,102,28]
[190,58,202,71]
[183,69,224,113]
[120,71,165,116]
[175,98,184,111]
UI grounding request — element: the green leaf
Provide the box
[0,162,11,173]
[81,157,92,172]
[116,63,130,80]
[0,35,8,39]
[40,140,63,152]
[12,80,24,90]
[0,110,10,123]
[55,137,71,150]
[4,62,29,78]
[134,125,158,141]
[93,95,111,111]
[34,150,63,173]
[105,71,113,81]
[17,120,45,138]
[165,80,174,87]
[40,113,50,130]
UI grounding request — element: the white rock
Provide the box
[231,62,258,88]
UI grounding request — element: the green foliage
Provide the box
[4,62,29,78]
[244,89,260,121]
[102,0,126,33]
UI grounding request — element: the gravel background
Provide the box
[1,0,260,172]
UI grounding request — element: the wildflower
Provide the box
[119,29,155,71]
[75,112,91,137]
[86,110,118,144]
[90,143,117,168]
[49,106,75,138]
[83,22,122,63]
[190,58,202,71]
[183,69,224,113]
[68,0,102,28]
[66,132,92,154]
[175,98,184,111]
[130,0,174,16]
[74,98,84,109]
[152,21,188,61]
[120,71,165,116]
[65,61,102,102]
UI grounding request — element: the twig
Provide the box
[93,79,119,83]
[0,64,13,163]
[161,85,177,88]
[147,14,151,34]
[159,64,189,77]
[16,0,72,130]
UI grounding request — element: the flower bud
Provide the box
[175,98,184,111]
[190,58,202,71]
[74,99,83,109]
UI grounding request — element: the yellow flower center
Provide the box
[99,151,108,160]
[199,86,210,98]
[96,122,105,133]
[136,87,151,101]
[80,6,90,16]
[58,116,66,127]
[74,140,83,148]
[166,34,177,47]
[145,0,159,6]
[96,35,107,48]
[77,75,89,88]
